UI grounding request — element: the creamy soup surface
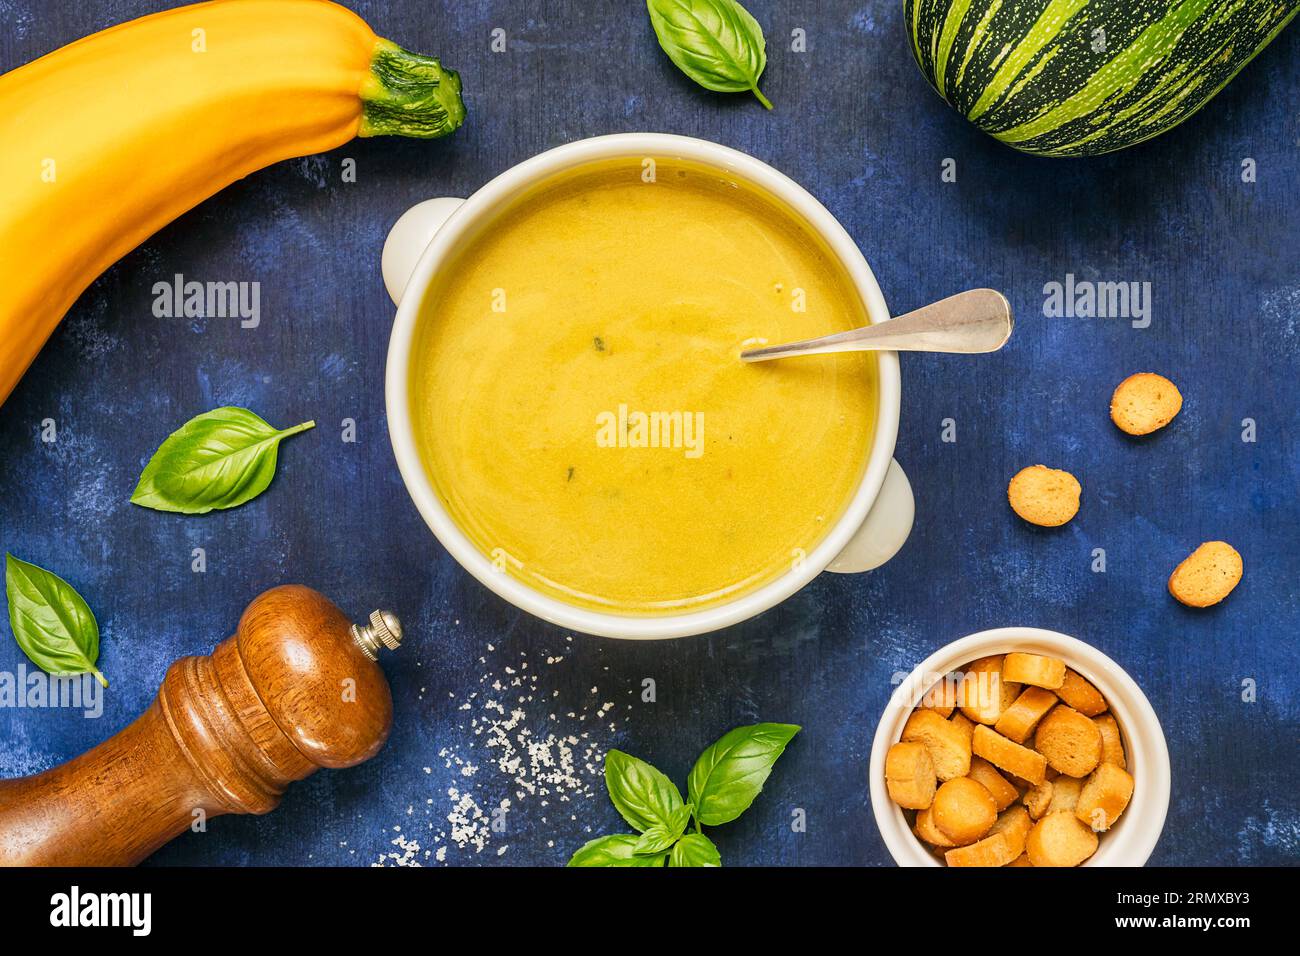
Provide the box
[412,158,877,614]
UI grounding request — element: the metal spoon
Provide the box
[739,288,1013,362]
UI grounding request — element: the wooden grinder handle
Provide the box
[0,585,399,866]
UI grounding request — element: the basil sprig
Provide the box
[646,0,772,109]
[131,407,315,514]
[5,554,107,687]
[568,723,800,867]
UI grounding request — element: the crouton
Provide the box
[1055,669,1108,717]
[914,806,957,847]
[1008,465,1081,527]
[1026,812,1098,867]
[1076,763,1135,832]
[885,741,936,810]
[1110,372,1182,436]
[902,709,972,781]
[1048,776,1083,815]
[973,725,1047,785]
[994,686,1059,743]
[957,656,1021,725]
[944,831,1018,868]
[1169,540,1243,607]
[932,777,998,845]
[1093,713,1127,769]
[968,757,1020,811]
[1024,780,1053,819]
[988,805,1032,858]
[1035,705,1102,778]
[1003,652,1066,689]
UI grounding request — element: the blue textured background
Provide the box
[0,1,1296,866]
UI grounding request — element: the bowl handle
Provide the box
[826,458,914,573]
[381,198,466,305]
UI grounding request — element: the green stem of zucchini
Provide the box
[359,39,466,139]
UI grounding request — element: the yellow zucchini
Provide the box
[0,0,464,406]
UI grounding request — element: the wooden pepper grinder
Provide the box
[0,585,401,866]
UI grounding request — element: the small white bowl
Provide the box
[869,627,1171,866]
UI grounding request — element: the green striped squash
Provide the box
[905,0,1299,156]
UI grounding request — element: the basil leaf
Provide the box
[131,407,315,514]
[687,723,800,825]
[567,834,667,867]
[604,749,687,833]
[646,0,772,109]
[5,554,107,688]
[669,832,722,867]
[632,803,693,855]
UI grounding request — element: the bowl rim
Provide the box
[868,626,1171,866]
[385,132,902,639]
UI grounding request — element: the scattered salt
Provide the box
[374,637,622,866]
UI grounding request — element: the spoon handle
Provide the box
[740,288,1013,362]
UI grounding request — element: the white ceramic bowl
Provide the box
[382,133,916,639]
[869,627,1171,866]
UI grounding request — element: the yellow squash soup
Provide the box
[411,158,877,614]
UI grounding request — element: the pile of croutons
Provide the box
[884,653,1135,866]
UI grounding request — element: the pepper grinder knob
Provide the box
[352,609,403,660]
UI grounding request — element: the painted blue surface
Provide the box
[0,1,1297,867]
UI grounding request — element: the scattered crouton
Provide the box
[1008,465,1081,527]
[1168,541,1243,608]
[1110,372,1182,436]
